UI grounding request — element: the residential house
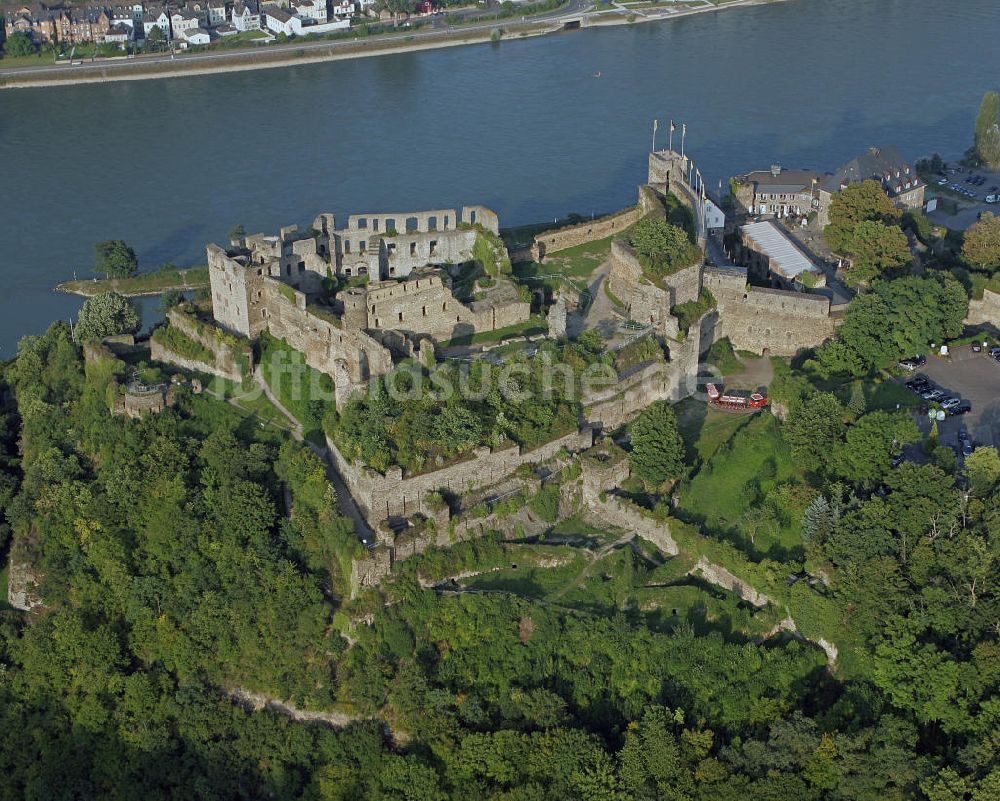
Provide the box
[817,145,925,225]
[291,0,326,22]
[331,0,353,17]
[263,6,298,35]
[55,6,112,44]
[171,9,202,39]
[215,21,238,34]
[143,5,172,39]
[180,25,211,44]
[3,4,57,44]
[207,0,228,26]
[232,0,261,30]
[100,22,132,45]
[732,165,821,220]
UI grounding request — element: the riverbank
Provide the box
[56,267,209,298]
[0,0,787,90]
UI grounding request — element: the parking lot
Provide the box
[927,165,1000,231]
[902,345,1000,453]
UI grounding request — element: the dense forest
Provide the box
[0,313,997,800]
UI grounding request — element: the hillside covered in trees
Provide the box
[0,316,997,800]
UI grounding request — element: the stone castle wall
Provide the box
[702,267,837,355]
[345,273,530,341]
[328,427,595,526]
[260,280,393,387]
[966,287,1000,327]
[161,307,251,382]
[582,325,702,432]
[530,185,664,262]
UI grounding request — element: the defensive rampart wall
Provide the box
[328,427,595,526]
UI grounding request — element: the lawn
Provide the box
[675,413,810,562]
[541,234,617,278]
[57,266,209,297]
[674,397,751,466]
[438,316,547,347]
[259,332,334,442]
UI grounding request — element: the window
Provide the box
[297,260,305,273]
[422,306,427,316]
[429,240,437,256]
[398,312,403,323]
[409,242,416,257]
[344,240,350,253]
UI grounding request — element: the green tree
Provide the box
[145,25,165,45]
[827,179,901,229]
[75,292,141,342]
[817,275,967,376]
[159,288,184,313]
[629,400,686,486]
[847,382,867,416]
[974,90,1000,169]
[832,411,919,487]
[94,239,138,278]
[965,446,1000,497]
[962,212,1000,271]
[2,31,37,58]
[629,217,701,279]
[783,392,845,469]
[833,220,911,284]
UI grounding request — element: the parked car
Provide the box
[921,388,944,401]
[957,429,970,444]
[963,440,974,456]
[948,401,972,416]
[890,453,906,468]
[989,346,1000,357]
[987,195,998,204]
[937,176,949,185]
[972,342,982,352]
[941,397,962,410]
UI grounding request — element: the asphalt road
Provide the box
[0,1,594,80]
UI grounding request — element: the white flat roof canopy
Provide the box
[741,220,818,280]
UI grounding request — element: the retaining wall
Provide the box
[328,427,594,526]
[966,288,1000,327]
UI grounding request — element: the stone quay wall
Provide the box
[328,427,595,526]
[702,267,837,356]
[966,287,1000,327]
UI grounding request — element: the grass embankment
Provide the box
[438,316,547,347]
[56,266,209,297]
[675,412,809,562]
[258,331,334,444]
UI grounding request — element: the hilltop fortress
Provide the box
[208,204,529,399]
[201,151,842,409]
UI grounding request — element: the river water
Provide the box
[1,0,997,354]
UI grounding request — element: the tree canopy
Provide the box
[75,291,141,342]
[825,181,910,284]
[94,239,139,278]
[2,30,37,57]
[962,212,1000,272]
[629,217,702,280]
[816,275,967,376]
[629,400,686,486]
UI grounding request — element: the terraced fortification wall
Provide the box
[327,427,595,526]
[966,287,1000,327]
[701,267,838,355]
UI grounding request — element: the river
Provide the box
[0,0,997,355]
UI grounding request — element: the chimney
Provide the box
[770,164,781,177]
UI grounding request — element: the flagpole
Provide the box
[668,120,674,153]
[652,119,658,153]
[681,123,686,159]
